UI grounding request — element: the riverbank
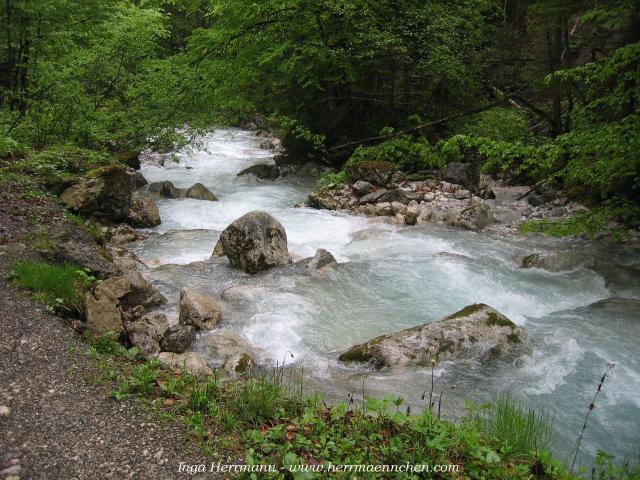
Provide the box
[1,129,638,479]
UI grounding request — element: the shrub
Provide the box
[9,261,95,314]
[348,132,444,172]
[317,170,347,190]
[458,107,534,144]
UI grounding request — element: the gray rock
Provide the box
[60,165,135,222]
[378,189,411,205]
[156,352,213,376]
[127,314,169,358]
[307,191,347,210]
[345,161,396,187]
[454,189,471,200]
[339,304,523,369]
[358,188,388,204]
[238,163,279,180]
[134,171,148,188]
[299,248,337,270]
[443,162,479,191]
[185,183,218,201]
[160,325,196,353]
[448,203,494,231]
[517,252,578,272]
[43,221,119,279]
[127,198,161,228]
[179,288,222,331]
[217,211,291,273]
[148,181,182,199]
[352,180,374,197]
[224,353,255,376]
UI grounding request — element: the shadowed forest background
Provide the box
[1,0,639,236]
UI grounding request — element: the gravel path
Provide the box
[0,247,216,480]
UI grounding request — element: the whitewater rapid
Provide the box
[133,129,640,465]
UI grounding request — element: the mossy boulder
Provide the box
[345,161,398,187]
[127,198,161,228]
[60,164,135,222]
[339,304,523,369]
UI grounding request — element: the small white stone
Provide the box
[0,405,11,416]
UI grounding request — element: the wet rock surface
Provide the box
[339,304,524,369]
[216,211,292,273]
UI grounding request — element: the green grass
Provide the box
[87,339,576,480]
[478,392,554,456]
[10,261,94,314]
[317,170,347,190]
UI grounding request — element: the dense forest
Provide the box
[1,0,639,235]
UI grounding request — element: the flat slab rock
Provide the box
[339,303,524,369]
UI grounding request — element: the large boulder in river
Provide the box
[345,161,397,187]
[339,304,523,369]
[148,180,182,199]
[185,183,218,201]
[127,198,161,228]
[217,211,292,273]
[60,165,135,222]
[179,288,222,330]
[238,163,279,180]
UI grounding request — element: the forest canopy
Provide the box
[1,0,639,234]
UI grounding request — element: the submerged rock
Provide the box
[179,288,222,330]
[185,183,218,201]
[60,165,136,222]
[217,211,291,273]
[306,248,337,270]
[134,171,148,188]
[517,252,580,272]
[339,304,523,369]
[127,198,161,228]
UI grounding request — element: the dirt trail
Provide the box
[0,248,213,480]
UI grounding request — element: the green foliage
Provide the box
[589,450,640,480]
[348,133,444,172]
[9,261,95,314]
[459,108,534,144]
[521,199,640,239]
[317,171,346,190]
[477,393,554,455]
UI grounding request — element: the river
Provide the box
[132,128,640,466]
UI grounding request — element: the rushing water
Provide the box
[133,129,640,466]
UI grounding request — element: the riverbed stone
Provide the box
[217,211,291,273]
[358,188,388,204]
[160,324,196,353]
[352,180,374,197]
[345,161,396,187]
[339,304,523,369]
[179,288,222,330]
[156,352,213,377]
[185,183,218,201]
[148,180,182,199]
[447,203,494,231]
[127,198,161,228]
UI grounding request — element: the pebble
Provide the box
[0,405,10,416]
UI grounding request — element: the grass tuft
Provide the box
[479,392,554,456]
